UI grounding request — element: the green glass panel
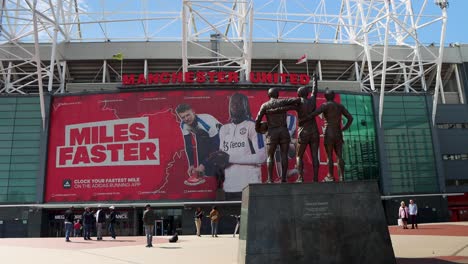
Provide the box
[16,97,40,103]
[0,179,9,186]
[382,121,406,129]
[0,104,16,111]
[15,111,42,118]
[10,163,38,171]
[13,133,41,140]
[13,126,41,133]
[0,112,16,118]
[0,119,14,126]
[0,134,13,140]
[0,171,9,178]
[386,95,404,101]
[0,141,12,148]
[11,148,39,155]
[0,156,11,163]
[8,178,36,187]
[16,104,40,111]
[7,186,36,194]
[404,108,428,115]
[342,94,379,182]
[403,96,424,102]
[0,97,17,104]
[0,126,14,133]
[7,194,35,202]
[11,140,40,148]
[0,195,7,202]
[10,155,39,163]
[0,148,12,155]
[0,187,7,194]
[414,184,437,193]
[14,119,42,126]
[9,170,35,178]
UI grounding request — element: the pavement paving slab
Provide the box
[0,222,466,264]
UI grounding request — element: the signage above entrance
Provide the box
[121,71,310,86]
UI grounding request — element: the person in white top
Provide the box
[408,199,418,229]
[176,104,222,186]
[220,93,266,197]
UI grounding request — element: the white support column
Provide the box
[59,61,67,93]
[144,59,148,80]
[405,0,427,92]
[245,2,253,81]
[357,0,377,91]
[402,65,410,93]
[317,60,322,81]
[102,60,107,83]
[6,62,13,93]
[454,64,465,104]
[432,4,448,125]
[31,0,46,129]
[47,25,58,92]
[181,0,189,80]
[379,0,391,127]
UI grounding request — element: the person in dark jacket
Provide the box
[82,207,93,240]
[143,204,156,247]
[95,205,106,240]
[108,206,117,239]
[64,206,74,242]
[194,207,204,237]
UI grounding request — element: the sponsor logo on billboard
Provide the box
[63,179,72,189]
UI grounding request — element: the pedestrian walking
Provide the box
[64,206,74,242]
[143,204,156,248]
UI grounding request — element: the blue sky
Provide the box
[77,0,467,44]
[443,0,468,44]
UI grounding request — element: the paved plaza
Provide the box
[0,222,467,264]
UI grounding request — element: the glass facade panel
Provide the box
[0,156,11,163]
[0,97,42,203]
[16,104,40,111]
[382,95,438,194]
[0,171,9,178]
[13,133,41,141]
[14,126,42,133]
[0,141,12,148]
[0,119,15,126]
[11,148,40,155]
[341,94,379,181]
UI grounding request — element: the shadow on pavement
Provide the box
[397,257,467,264]
[159,246,182,249]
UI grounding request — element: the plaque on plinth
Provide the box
[238,181,396,264]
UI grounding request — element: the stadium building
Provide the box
[0,0,467,238]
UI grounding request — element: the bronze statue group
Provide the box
[255,73,353,183]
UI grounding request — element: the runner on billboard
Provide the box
[176,104,222,186]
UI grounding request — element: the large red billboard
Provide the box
[46,89,339,202]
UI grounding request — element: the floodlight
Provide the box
[434,0,449,9]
